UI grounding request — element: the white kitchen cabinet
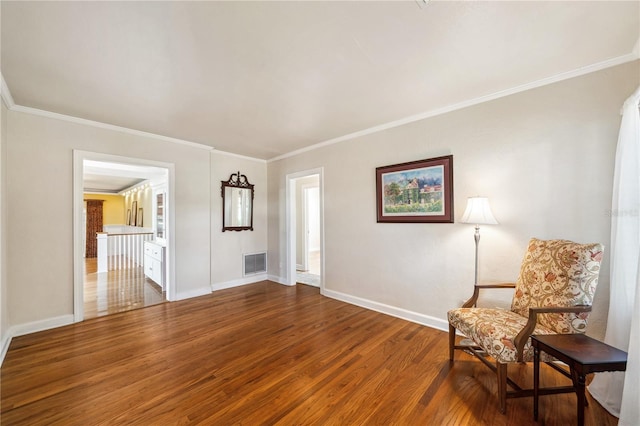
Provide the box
[144,241,165,289]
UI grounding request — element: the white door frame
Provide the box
[285,168,324,290]
[72,150,176,322]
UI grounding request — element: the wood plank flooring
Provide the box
[1,281,617,425]
[83,257,165,319]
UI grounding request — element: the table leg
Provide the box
[533,345,539,420]
[576,371,586,426]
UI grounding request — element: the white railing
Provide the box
[96,226,154,273]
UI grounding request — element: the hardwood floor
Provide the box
[83,257,165,319]
[2,281,617,425]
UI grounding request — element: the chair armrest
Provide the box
[461,283,516,308]
[513,305,592,362]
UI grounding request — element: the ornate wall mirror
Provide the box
[221,171,254,232]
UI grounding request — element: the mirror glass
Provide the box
[221,171,254,231]
[224,187,252,227]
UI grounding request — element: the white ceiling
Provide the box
[83,160,168,194]
[2,1,639,160]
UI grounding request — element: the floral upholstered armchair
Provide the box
[447,238,604,413]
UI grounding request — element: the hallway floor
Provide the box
[84,257,165,319]
[296,250,320,287]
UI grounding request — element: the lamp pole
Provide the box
[473,224,480,285]
[461,196,498,287]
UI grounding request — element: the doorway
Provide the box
[73,151,175,322]
[286,169,324,290]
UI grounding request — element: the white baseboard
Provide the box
[175,286,212,301]
[1,314,75,367]
[267,274,294,286]
[322,288,449,332]
[11,314,75,337]
[211,274,269,292]
[0,330,12,366]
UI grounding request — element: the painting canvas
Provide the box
[137,208,144,227]
[376,155,453,223]
[131,201,138,226]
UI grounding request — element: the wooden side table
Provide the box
[531,334,627,426]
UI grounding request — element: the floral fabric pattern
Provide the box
[510,238,603,334]
[448,308,557,362]
[448,238,603,364]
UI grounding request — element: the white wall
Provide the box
[210,152,268,290]
[268,60,640,339]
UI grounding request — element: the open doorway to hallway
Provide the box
[79,157,170,320]
[296,179,320,286]
[291,173,322,288]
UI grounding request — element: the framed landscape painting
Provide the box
[376,155,454,223]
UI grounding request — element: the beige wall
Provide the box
[4,110,215,326]
[1,101,7,349]
[0,108,267,336]
[268,61,640,339]
[210,152,268,288]
[2,61,637,345]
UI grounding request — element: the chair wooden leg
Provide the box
[497,362,507,414]
[449,324,456,361]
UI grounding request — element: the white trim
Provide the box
[211,274,269,292]
[73,152,84,321]
[0,331,12,366]
[0,73,15,109]
[322,288,449,332]
[175,286,211,301]
[11,104,214,151]
[268,53,640,163]
[2,315,75,365]
[11,314,75,338]
[212,149,267,163]
[268,274,291,286]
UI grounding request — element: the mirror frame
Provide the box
[221,171,254,232]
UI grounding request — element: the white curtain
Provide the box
[588,86,640,424]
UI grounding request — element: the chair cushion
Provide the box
[448,308,557,363]
[510,238,603,334]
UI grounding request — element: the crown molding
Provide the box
[211,149,267,163]
[10,104,214,151]
[4,49,638,164]
[268,52,640,163]
[1,73,15,109]
[5,100,215,152]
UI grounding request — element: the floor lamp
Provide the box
[460,197,498,286]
